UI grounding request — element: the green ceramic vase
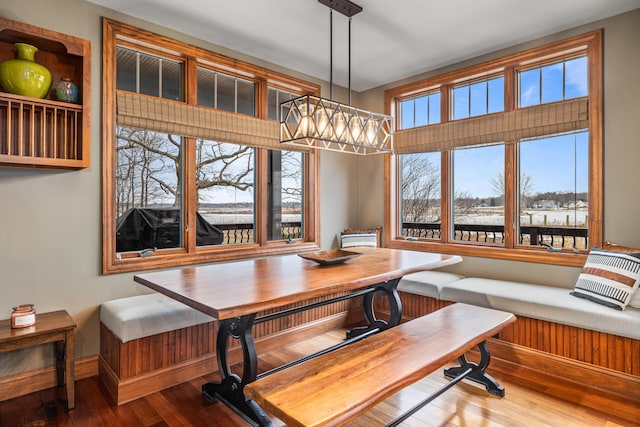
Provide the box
[0,43,52,99]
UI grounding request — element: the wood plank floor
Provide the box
[0,329,636,427]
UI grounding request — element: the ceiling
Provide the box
[87,0,639,92]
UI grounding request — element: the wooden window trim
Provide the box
[102,19,321,274]
[384,30,602,267]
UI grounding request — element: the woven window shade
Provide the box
[395,97,588,154]
[116,90,309,152]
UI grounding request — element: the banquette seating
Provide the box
[99,237,639,423]
[386,250,640,422]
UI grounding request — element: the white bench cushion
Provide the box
[440,278,640,340]
[398,271,465,299]
[100,293,214,343]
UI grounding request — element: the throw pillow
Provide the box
[344,226,382,247]
[340,231,378,248]
[602,242,640,308]
[571,247,640,310]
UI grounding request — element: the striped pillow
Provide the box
[340,231,378,248]
[571,248,640,310]
[602,242,640,308]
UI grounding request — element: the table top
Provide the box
[0,310,75,345]
[134,248,461,320]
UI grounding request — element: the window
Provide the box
[399,92,440,129]
[385,31,602,266]
[519,56,587,107]
[115,130,184,252]
[452,76,504,120]
[197,67,255,115]
[400,152,441,239]
[103,20,320,273]
[267,88,304,242]
[453,144,505,244]
[518,131,589,250]
[116,47,183,100]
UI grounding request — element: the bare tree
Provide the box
[401,154,440,223]
[453,190,477,217]
[490,171,534,209]
[116,128,178,216]
[116,128,256,215]
[195,139,254,200]
[280,150,302,206]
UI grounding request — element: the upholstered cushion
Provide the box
[571,248,640,310]
[340,231,378,248]
[100,293,214,343]
[344,226,382,247]
[440,278,640,339]
[398,271,465,299]
[602,242,640,308]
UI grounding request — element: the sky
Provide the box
[404,55,589,199]
[454,131,588,198]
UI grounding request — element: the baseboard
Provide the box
[100,312,349,405]
[99,353,215,405]
[0,355,98,402]
[475,339,640,424]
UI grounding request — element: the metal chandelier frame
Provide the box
[279,0,394,155]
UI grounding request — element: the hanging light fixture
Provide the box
[279,0,393,155]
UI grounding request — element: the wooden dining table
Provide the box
[134,247,462,426]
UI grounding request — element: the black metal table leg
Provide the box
[443,340,505,397]
[347,278,402,339]
[201,314,273,427]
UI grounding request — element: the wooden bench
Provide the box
[245,303,516,427]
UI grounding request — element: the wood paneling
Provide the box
[374,290,640,408]
[100,322,216,380]
[376,291,640,377]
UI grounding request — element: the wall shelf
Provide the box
[0,18,90,169]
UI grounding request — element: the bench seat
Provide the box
[440,278,640,340]
[100,293,214,343]
[245,303,515,427]
[397,271,465,299]
[99,293,217,404]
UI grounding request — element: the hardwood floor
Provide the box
[0,329,636,427]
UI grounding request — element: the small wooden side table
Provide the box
[0,310,76,410]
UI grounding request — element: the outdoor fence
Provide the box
[215,221,587,249]
[402,222,588,249]
[216,222,302,244]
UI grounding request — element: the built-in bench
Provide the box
[99,293,216,404]
[385,270,640,423]
[245,303,515,427]
[398,272,640,340]
[99,290,354,405]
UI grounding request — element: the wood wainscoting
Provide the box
[373,291,640,423]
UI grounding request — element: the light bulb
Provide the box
[365,119,377,145]
[349,115,363,144]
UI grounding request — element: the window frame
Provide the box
[102,19,321,274]
[384,30,602,267]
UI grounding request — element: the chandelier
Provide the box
[280,0,394,155]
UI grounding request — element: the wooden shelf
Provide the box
[0,18,90,169]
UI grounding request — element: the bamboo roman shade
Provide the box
[116,90,309,152]
[394,97,588,154]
